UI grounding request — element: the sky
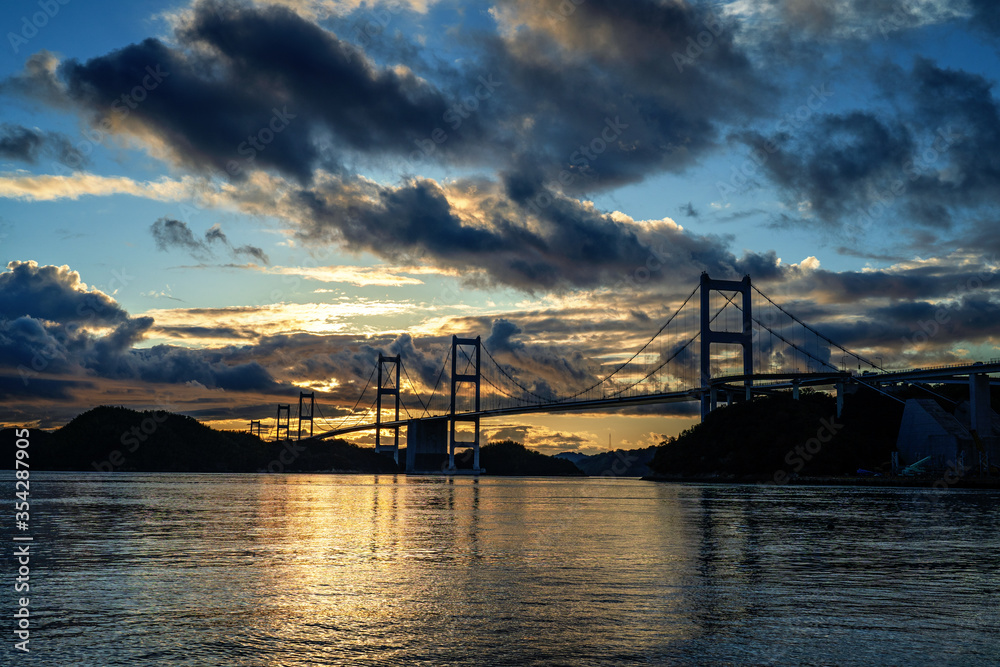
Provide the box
[2,0,1000,455]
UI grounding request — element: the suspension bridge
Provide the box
[249,274,1000,473]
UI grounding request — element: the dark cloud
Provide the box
[151,218,270,264]
[968,0,1000,37]
[904,59,1000,211]
[747,58,1000,231]
[387,333,441,388]
[0,261,282,394]
[0,51,68,107]
[3,0,773,196]
[473,0,772,193]
[0,375,90,401]
[288,176,781,291]
[485,319,523,353]
[679,202,699,218]
[152,217,202,252]
[0,123,83,166]
[0,260,127,325]
[152,325,256,340]
[2,1,489,184]
[737,111,916,225]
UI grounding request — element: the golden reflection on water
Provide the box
[232,475,702,664]
[13,473,1000,665]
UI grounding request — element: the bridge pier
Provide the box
[969,373,995,473]
[970,373,991,436]
[406,417,449,472]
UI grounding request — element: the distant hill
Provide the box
[555,446,658,477]
[553,451,589,465]
[452,440,584,475]
[1,405,399,473]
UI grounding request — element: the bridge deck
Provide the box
[309,361,1000,440]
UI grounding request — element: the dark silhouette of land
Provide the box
[556,446,658,476]
[1,406,398,474]
[647,385,999,484]
[451,439,584,476]
[1,406,582,475]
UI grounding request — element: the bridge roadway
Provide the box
[310,388,701,439]
[710,361,1000,389]
[307,360,1000,441]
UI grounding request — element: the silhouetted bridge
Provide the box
[250,274,1000,473]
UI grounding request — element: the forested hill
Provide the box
[1,406,398,473]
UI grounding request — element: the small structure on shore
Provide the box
[896,398,997,473]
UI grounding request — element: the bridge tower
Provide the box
[275,404,291,442]
[375,353,401,464]
[297,391,315,440]
[700,273,753,420]
[450,335,482,471]
[249,420,262,437]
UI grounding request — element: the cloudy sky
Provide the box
[2,0,999,454]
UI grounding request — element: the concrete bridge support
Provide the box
[970,373,991,436]
[406,417,449,472]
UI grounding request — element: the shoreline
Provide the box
[642,474,1000,489]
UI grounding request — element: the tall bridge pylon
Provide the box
[275,404,290,442]
[375,353,401,463]
[297,391,315,440]
[450,335,481,471]
[700,273,753,419]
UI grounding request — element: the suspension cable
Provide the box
[420,346,451,418]
[753,284,882,369]
[400,361,429,415]
[604,292,737,397]
[480,344,552,403]
[322,363,378,432]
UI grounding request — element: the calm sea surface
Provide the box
[2,473,999,666]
